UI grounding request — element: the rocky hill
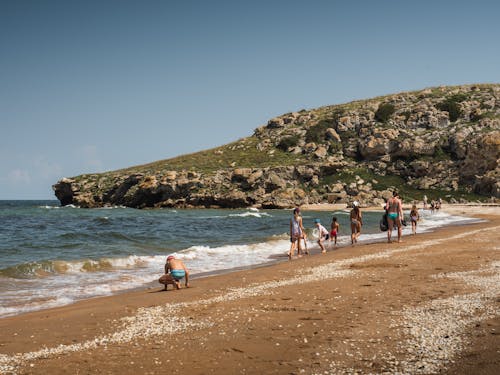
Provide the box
[53,84,500,208]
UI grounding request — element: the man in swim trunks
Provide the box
[159,255,190,290]
[386,190,403,243]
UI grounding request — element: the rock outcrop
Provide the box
[53,84,500,208]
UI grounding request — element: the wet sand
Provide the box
[0,207,499,374]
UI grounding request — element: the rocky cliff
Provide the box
[53,84,500,208]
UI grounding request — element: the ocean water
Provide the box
[0,200,480,318]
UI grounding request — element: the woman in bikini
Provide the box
[350,203,362,245]
[288,207,303,259]
[386,191,403,243]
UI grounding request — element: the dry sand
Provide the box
[0,206,499,374]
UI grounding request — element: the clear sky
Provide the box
[1,0,499,199]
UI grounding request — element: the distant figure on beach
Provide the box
[386,191,403,243]
[314,219,330,253]
[430,200,435,213]
[410,204,420,235]
[299,210,309,255]
[159,255,190,290]
[423,195,428,210]
[288,207,303,259]
[350,202,362,245]
[330,216,340,247]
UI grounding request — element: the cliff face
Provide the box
[53,84,500,208]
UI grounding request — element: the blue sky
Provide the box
[1,0,499,199]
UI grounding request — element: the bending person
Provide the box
[159,255,190,290]
[314,219,330,253]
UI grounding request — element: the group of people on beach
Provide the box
[288,190,426,260]
[158,190,428,287]
[423,195,442,213]
[384,190,422,242]
[288,202,363,259]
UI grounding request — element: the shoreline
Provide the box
[1,207,498,374]
[0,205,487,320]
[301,202,500,212]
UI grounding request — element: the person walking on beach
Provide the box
[423,194,428,210]
[330,216,340,247]
[314,219,330,253]
[299,210,309,255]
[386,191,403,243]
[350,202,362,245]
[410,204,419,235]
[159,255,190,290]
[288,207,303,259]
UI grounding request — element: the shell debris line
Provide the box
[0,247,358,374]
[392,261,500,374]
[0,226,497,374]
[0,303,213,374]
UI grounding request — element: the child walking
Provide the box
[410,204,420,235]
[330,216,339,247]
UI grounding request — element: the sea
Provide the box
[0,200,480,318]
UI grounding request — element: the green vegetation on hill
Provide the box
[57,83,499,208]
[117,137,308,175]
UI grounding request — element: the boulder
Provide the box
[52,178,77,206]
[359,136,391,160]
[264,172,287,192]
[303,142,317,153]
[314,146,328,159]
[73,192,96,208]
[325,128,341,142]
[461,131,500,182]
[267,117,285,129]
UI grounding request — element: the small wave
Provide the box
[94,216,111,224]
[39,205,60,209]
[0,255,160,279]
[0,296,75,318]
[96,205,128,210]
[0,260,65,279]
[228,211,272,218]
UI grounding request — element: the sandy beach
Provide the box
[1,206,499,374]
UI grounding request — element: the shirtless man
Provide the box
[159,256,190,290]
[386,191,403,243]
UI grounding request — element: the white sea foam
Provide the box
[0,210,481,319]
[0,238,289,318]
[228,211,271,218]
